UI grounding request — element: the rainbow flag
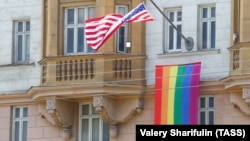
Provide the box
[154,62,201,125]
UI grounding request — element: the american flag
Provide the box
[85,3,154,51]
[85,14,123,51]
[122,3,154,23]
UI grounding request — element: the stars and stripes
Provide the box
[122,3,154,23]
[85,3,154,51]
[85,14,123,51]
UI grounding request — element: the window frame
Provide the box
[115,5,129,53]
[199,5,216,50]
[78,103,109,141]
[164,8,182,53]
[12,106,28,141]
[64,6,95,55]
[14,20,30,64]
[199,95,214,125]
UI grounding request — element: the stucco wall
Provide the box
[145,0,231,85]
[1,93,250,141]
[0,0,41,93]
[117,93,250,141]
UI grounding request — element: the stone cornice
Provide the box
[220,75,250,89]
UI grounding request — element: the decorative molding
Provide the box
[40,97,72,141]
[93,95,144,138]
[44,97,71,128]
[93,96,144,125]
[230,93,250,116]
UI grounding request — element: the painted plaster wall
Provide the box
[145,0,231,85]
[0,0,42,93]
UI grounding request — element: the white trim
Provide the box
[164,8,182,53]
[14,20,30,64]
[199,95,214,125]
[115,5,128,53]
[64,6,95,55]
[198,5,216,50]
[12,106,28,141]
[79,103,106,141]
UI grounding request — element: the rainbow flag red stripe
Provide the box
[154,62,201,125]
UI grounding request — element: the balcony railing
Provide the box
[39,54,146,86]
[229,42,250,76]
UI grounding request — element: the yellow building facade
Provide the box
[2,0,250,141]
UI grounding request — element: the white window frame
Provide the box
[164,8,182,53]
[79,103,109,141]
[199,95,214,125]
[199,5,216,50]
[115,5,128,53]
[12,106,28,141]
[14,20,30,64]
[64,7,95,55]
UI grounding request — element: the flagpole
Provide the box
[149,0,194,50]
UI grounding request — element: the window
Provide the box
[14,21,30,64]
[12,107,28,141]
[199,6,216,49]
[79,103,109,141]
[116,5,128,53]
[164,9,182,52]
[199,96,214,125]
[64,7,95,54]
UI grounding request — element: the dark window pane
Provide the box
[81,119,89,141]
[25,35,30,60]
[209,111,214,124]
[202,22,207,49]
[203,8,208,18]
[22,121,27,141]
[15,108,20,118]
[88,46,94,53]
[23,107,28,117]
[211,7,216,18]
[77,27,84,52]
[92,118,100,141]
[78,8,85,24]
[177,25,182,49]
[209,97,214,108]
[15,121,20,141]
[67,28,74,53]
[26,21,30,31]
[211,21,216,48]
[18,22,23,32]
[200,97,205,108]
[169,26,174,50]
[169,12,174,21]
[81,105,89,115]
[177,11,182,21]
[103,122,110,141]
[67,9,75,24]
[199,111,205,125]
[118,27,125,52]
[18,35,23,61]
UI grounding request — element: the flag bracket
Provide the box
[149,0,194,51]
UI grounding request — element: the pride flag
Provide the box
[154,62,201,125]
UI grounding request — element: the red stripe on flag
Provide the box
[154,66,163,124]
[85,14,123,51]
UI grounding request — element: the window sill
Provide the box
[0,62,35,68]
[157,49,220,58]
